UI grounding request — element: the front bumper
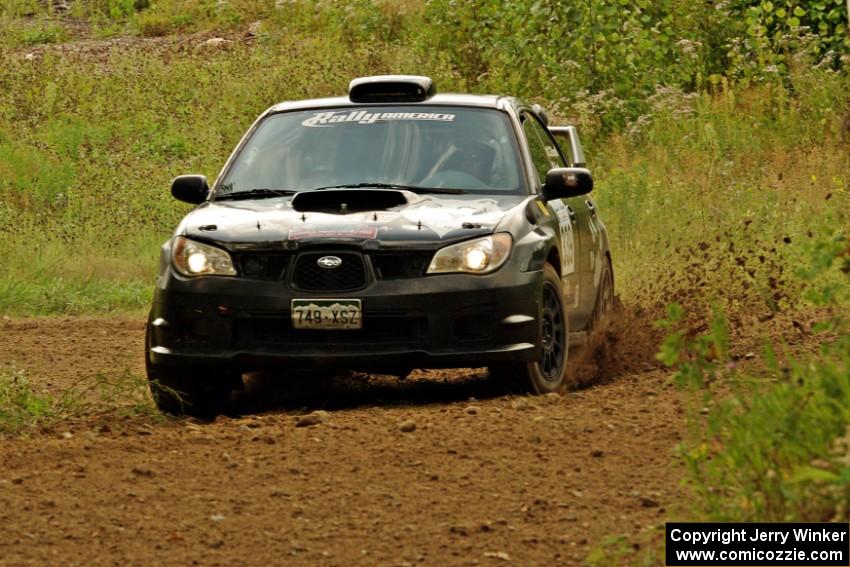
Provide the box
[148,256,542,372]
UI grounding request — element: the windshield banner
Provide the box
[302,110,456,127]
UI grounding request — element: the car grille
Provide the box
[237,252,291,280]
[370,252,432,280]
[291,252,367,291]
[235,250,432,285]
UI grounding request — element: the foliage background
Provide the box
[0,0,849,546]
[0,0,847,314]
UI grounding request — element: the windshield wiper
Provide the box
[215,188,298,201]
[311,183,466,195]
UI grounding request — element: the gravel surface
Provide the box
[0,317,690,565]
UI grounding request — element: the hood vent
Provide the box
[348,75,435,103]
[290,189,409,214]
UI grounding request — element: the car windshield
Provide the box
[217,106,524,196]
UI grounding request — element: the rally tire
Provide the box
[489,263,569,394]
[145,324,236,419]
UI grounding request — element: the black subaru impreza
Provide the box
[146,75,613,417]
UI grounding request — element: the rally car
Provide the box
[146,75,613,417]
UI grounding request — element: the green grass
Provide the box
[18,20,66,45]
[687,351,850,522]
[594,71,850,314]
[0,33,425,313]
[0,366,158,434]
[0,368,64,434]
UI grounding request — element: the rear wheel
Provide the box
[145,324,237,418]
[489,263,568,394]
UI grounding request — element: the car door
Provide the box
[548,126,607,323]
[520,112,590,331]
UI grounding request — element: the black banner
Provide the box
[666,523,849,566]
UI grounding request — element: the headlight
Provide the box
[172,236,237,277]
[427,233,512,275]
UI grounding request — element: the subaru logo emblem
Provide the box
[317,256,342,269]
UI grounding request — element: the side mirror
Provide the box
[541,167,593,201]
[171,175,209,205]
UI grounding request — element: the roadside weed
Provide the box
[0,366,159,435]
[94,369,159,419]
[0,367,78,434]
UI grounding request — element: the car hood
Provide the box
[180,190,527,250]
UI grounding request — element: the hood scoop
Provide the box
[290,189,411,214]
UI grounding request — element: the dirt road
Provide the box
[0,318,686,565]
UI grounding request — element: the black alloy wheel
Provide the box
[489,263,568,394]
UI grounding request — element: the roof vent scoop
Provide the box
[348,75,435,103]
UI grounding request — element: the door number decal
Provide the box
[550,202,575,275]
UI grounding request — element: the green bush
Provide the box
[659,232,850,522]
[731,0,850,81]
[414,0,849,129]
[17,21,66,45]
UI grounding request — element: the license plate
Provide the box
[291,299,362,330]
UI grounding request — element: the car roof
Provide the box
[268,93,524,114]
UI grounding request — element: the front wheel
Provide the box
[145,324,237,418]
[489,263,568,394]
